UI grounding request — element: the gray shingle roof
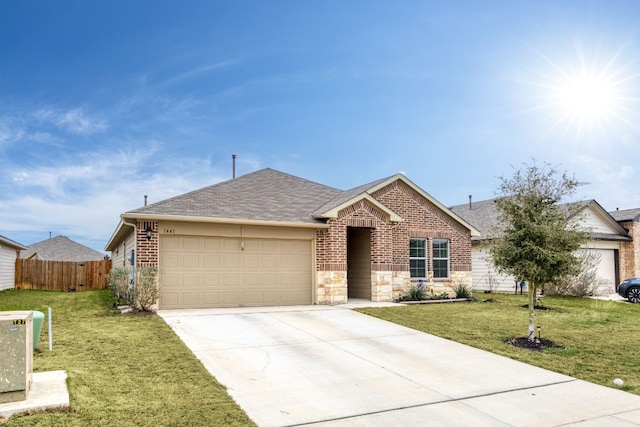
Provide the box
[21,236,106,261]
[609,207,640,222]
[451,198,630,242]
[130,168,342,224]
[450,199,500,240]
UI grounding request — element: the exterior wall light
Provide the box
[145,225,153,241]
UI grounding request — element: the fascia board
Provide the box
[120,213,331,230]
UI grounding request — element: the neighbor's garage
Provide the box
[158,226,314,309]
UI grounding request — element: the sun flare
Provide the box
[556,74,616,121]
[520,43,639,143]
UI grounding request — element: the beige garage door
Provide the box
[159,235,312,309]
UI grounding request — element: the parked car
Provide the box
[618,278,640,303]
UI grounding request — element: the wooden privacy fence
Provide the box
[15,259,112,291]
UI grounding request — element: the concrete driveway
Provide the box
[159,304,640,426]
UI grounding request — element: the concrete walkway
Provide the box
[159,303,640,426]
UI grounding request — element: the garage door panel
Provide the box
[223,255,240,268]
[181,292,201,307]
[161,292,179,307]
[163,254,179,268]
[203,292,222,305]
[182,254,200,268]
[160,235,312,309]
[183,236,201,250]
[244,255,261,269]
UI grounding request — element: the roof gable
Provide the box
[569,200,629,236]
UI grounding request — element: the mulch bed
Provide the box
[507,337,565,352]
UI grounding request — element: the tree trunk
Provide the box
[528,285,535,341]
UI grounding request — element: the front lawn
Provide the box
[0,289,254,426]
[357,294,640,395]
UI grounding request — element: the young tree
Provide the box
[489,161,588,341]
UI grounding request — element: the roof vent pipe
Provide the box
[144,195,148,206]
[468,195,472,209]
[232,154,237,179]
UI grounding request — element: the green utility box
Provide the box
[32,311,45,351]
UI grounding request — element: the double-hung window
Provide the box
[432,239,450,279]
[409,238,427,278]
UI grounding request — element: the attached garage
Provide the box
[157,222,316,309]
[105,168,477,309]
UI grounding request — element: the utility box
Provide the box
[0,311,33,403]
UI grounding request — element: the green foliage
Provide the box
[405,286,426,301]
[108,267,130,307]
[431,291,450,300]
[454,282,472,299]
[490,161,588,290]
[546,250,603,297]
[489,160,589,340]
[108,266,159,312]
[132,267,159,312]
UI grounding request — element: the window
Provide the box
[410,238,427,278]
[432,239,450,279]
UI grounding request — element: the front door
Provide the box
[347,227,371,299]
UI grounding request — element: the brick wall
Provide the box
[371,180,472,276]
[315,180,473,303]
[136,221,158,267]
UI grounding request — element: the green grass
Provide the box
[357,294,640,395]
[0,289,255,426]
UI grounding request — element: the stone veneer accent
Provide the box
[316,271,347,304]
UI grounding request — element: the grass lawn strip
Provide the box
[0,289,255,427]
[357,294,640,395]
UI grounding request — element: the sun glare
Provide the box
[520,42,639,144]
[556,74,616,121]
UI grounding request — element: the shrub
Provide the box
[405,286,426,301]
[454,282,472,299]
[132,267,159,312]
[109,267,131,307]
[108,266,159,312]
[546,250,604,297]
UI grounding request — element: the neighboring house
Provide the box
[451,199,631,295]
[105,168,480,309]
[609,207,640,282]
[20,235,106,262]
[0,235,27,291]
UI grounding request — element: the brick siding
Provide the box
[136,221,158,268]
[315,180,472,295]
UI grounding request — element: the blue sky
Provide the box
[2,1,640,253]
